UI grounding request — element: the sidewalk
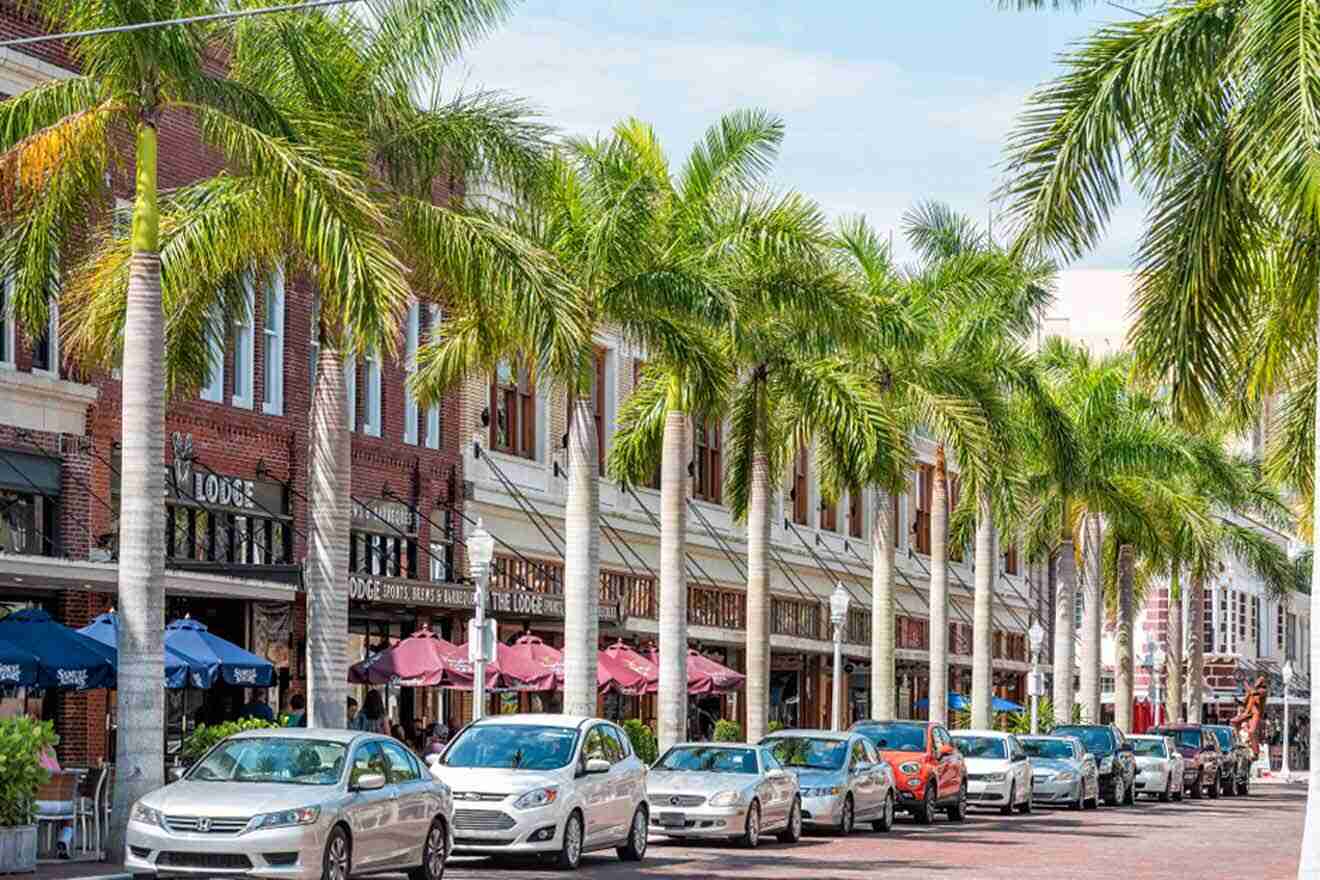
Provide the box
[17,861,130,880]
[1254,769,1313,785]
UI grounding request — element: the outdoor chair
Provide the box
[34,771,78,858]
[76,764,110,857]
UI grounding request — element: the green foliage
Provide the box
[180,718,278,762]
[621,719,657,765]
[767,720,785,733]
[713,719,743,742]
[0,716,57,828]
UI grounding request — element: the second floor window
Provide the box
[30,298,57,376]
[200,304,224,402]
[0,280,12,367]
[425,305,442,450]
[947,474,964,563]
[403,302,420,444]
[491,360,536,458]
[363,352,382,437]
[694,419,721,503]
[913,464,933,555]
[791,447,809,526]
[262,267,284,416]
[1005,542,1019,576]
[820,496,837,532]
[848,487,862,539]
[232,277,255,409]
[567,348,607,470]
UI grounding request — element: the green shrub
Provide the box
[767,721,784,734]
[180,718,279,762]
[713,719,742,742]
[621,719,657,765]
[0,716,57,827]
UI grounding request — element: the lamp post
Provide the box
[1153,645,1165,728]
[830,583,851,732]
[1028,621,1045,735]
[467,519,497,722]
[1283,660,1294,782]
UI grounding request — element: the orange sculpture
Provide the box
[1230,675,1268,759]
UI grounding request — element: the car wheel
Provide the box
[913,783,936,825]
[1071,783,1084,811]
[1222,773,1235,797]
[1104,775,1121,807]
[945,783,967,823]
[322,827,351,880]
[557,810,584,870]
[616,806,648,862]
[407,818,448,880]
[1173,778,1184,802]
[1000,783,1016,816]
[837,794,855,835]
[741,800,761,849]
[1237,775,1249,797]
[1159,775,1171,803]
[872,792,895,832]
[1207,771,1220,799]
[778,798,803,843]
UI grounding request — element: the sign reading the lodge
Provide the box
[347,575,621,623]
[160,433,289,517]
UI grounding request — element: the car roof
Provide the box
[1053,723,1108,730]
[1126,734,1165,740]
[671,742,758,749]
[1153,723,1200,730]
[763,729,851,741]
[469,713,598,729]
[853,719,930,728]
[949,729,1010,739]
[230,728,363,744]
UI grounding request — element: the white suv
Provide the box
[426,714,647,870]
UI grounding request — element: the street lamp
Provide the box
[1283,660,1295,781]
[830,583,851,732]
[467,518,497,722]
[1028,621,1045,735]
[1153,644,1166,727]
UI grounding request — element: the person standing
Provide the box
[346,697,359,726]
[350,690,388,734]
[285,694,307,727]
[239,689,275,723]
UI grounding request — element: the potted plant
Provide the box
[0,716,57,873]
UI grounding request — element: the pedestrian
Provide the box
[423,722,448,759]
[239,689,275,722]
[346,696,359,726]
[285,694,306,727]
[350,689,388,734]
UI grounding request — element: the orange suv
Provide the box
[851,720,967,824]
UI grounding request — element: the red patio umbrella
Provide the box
[348,627,491,689]
[646,647,746,695]
[493,635,564,691]
[598,640,659,695]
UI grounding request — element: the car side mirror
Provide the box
[852,762,872,774]
[353,772,387,792]
[585,758,611,775]
[939,744,955,757]
[1119,743,1133,753]
[423,754,441,767]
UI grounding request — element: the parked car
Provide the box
[1127,734,1184,802]
[761,729,896,833]
[125,728,453,880]
[851,720,967,824]
[645,742,801,848]
[1019,735,1100,810]
[426,714,647,870]
[1150,724,1224,800]
[1206,724,1252,796]
[949,730,1033,815]
[1053,724,1137,807]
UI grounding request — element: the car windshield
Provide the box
[1130,739,1166,757]
[764,737,848,771]
[654,746,759,774]
[1053,726,1115,755]
[854,723,926,752]
[952,736,1006,759]
[441,725,578,770]
[1210,728,1234,751]
[188,738,346,785]
[1158,729,1202,750]
[1020,739,1075,760]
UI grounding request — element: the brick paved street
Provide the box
[444,784,1308,880]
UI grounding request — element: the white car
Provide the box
[951,730,1033,815]
[125,729,453,880]
[1128,734,1185,802]
[426,714,647,870]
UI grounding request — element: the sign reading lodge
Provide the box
[347,575,621,623]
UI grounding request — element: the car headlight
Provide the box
[802,786,844,798]
[708,790,745,807]
[131,803,162,827]
[898,761,921,775]
[1055,772,1075,783]
[984,772,1006,782]
[1099,756,1114,773]
[248,807,321,830]
[512,787,559,810]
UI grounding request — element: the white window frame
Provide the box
[30,297,59,378]
[231,274,255,409]
[0,276,14,369]
[429,541,446,581]
[425,305,441,449]
[262,265,285,416]
[363,351,382,437]
[403,301,419,444]
[344,358,357,430]
[200,302,225,403]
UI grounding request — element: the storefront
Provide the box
[0,448,60,557]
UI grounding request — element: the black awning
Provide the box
[0,448,60,495]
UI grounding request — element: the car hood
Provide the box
[429,765,567,797]
[877,750,927,768]
[1135,755,1169,770]
[144,781,340,817]
[646,771,757,796]
[788,769,846,789]
[963,757,1011,776]
[1030,758,1079,775]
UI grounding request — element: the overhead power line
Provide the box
[0,0,362,49]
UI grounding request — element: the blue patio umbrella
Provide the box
[992,696,1024,713]
[77,611,197,689]
[915,693,972,711]
[164,617,274,688]
[0,608,116,690]
[0,636,40,688]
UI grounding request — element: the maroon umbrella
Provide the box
[647,647,746,695]
[493,635,564,691]
[598,640,659,695]
[348,627,492,689]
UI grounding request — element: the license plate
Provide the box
[659,812,685,828]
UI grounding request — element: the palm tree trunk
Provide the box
[745,376,772,744]
[928,445,950,726]
[1301,316,1320,878]
[1115,543,1135,733]
[870,487,896,721]
[1186,571,1204,724]
[1052,532,1077,725]
[1164,566,1183,725]
[657,407,690,753]
[108,120,165,857]
[1079,513,1102,723]
[563,393,601,717]
[306,341,350,727]
[971,488,994,729]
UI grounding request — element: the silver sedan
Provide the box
[125,729,453,880]
[646,743,802,848]
[1019,735,1100,810]
[1129,734,1185,802]
[760,730,895,834]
